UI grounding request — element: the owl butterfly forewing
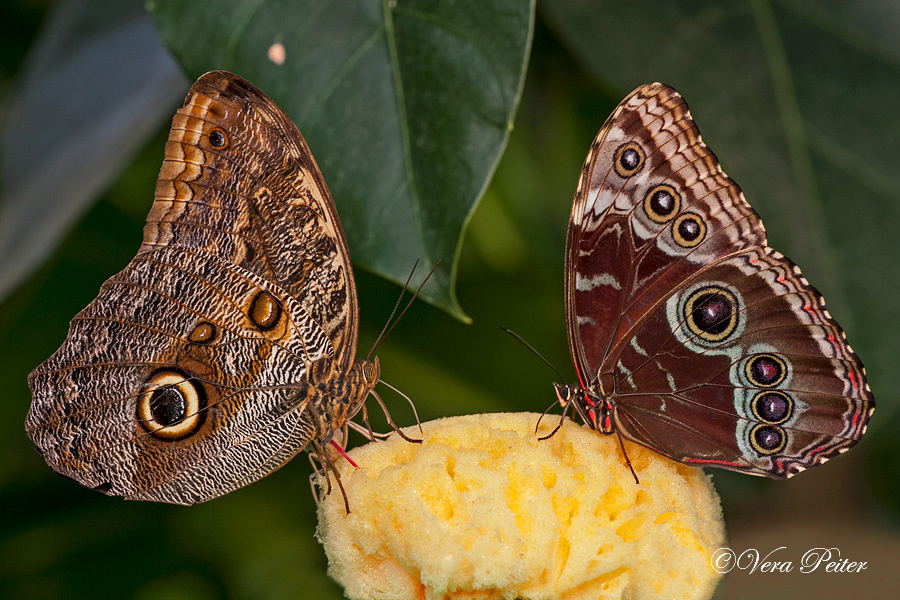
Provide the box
[26,71,382,504]
[563,83,873,478]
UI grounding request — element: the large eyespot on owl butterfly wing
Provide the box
[26,71,381,504]
[564,83,873,478]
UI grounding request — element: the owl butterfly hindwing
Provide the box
[562,83,873,478]
[26,71,383,505]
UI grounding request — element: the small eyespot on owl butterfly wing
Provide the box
[563,83,873,478]
[26,71,382,504]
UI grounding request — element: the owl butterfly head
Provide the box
[558,82,873,479]
[25,71,417,507]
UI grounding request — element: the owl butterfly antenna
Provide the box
[498,327,568,383]
[358,260,436,447]
[369,257,420,357]
[366,259,440,361]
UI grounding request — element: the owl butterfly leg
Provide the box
[350,260,436,445]
[308,428,351,508]
[346,420,392,441]
[309,389,422,510]
[362,387,423,443]
[308,438,352,513]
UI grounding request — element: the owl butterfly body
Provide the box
[27,71,381,504]
[560,83,873,478]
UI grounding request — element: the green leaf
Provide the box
[543,0,900,423]
[148,0,535,321]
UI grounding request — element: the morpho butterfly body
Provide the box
[556,83,873,478]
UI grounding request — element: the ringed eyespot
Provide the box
[752,390,793,425]
[684,285,739,342]
[208,127,228,149]
[187,321,217,344]
[613,142,645,178]
[746,354,788,388]
[249,290,282,331]
[750,424,787,455]
[672,212,706,247]
[643,184,681,223]
[137,370,206,440]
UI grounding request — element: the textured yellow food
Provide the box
[316,412,725,600]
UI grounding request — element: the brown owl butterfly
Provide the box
[26,71,401,505]
[555,83,874,478]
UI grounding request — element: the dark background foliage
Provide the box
[1,1,898,598]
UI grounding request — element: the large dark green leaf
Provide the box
[542,0,899,422]
[149,0,535,320]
